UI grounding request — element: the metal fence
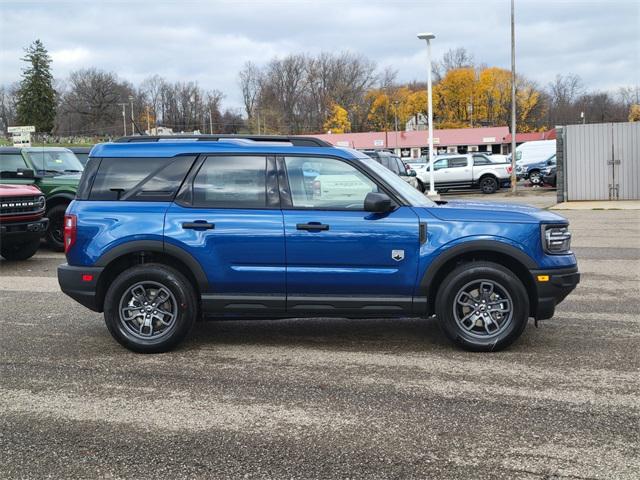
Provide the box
[558,122,640,201]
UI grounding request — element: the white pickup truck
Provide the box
[408,153,512,194]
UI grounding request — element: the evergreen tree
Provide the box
[16,39,56,132]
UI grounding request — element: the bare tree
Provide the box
[238,62,262,130]
[433,47,474,82]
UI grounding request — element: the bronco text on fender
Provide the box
[57,135,579,353]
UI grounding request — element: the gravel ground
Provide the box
[0,207,638,479]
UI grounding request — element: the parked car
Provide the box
[513,140,556,178]
[0,147,82,250]
[519,154,557,185]
[0,182,48,260]
[69,146,92,166]
[413,153,512,194]
[542,164,557,187]
[57,134,579,354]
[360,150,420,190]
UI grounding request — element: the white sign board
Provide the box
[12,132,31,147]
[482,137,496,143]
[373,139,384,147]
[8,125,35,133]
[336,141,350,147]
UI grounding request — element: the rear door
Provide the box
[445,156,471,183]
[164,155,286,314]
[279,155,420,315]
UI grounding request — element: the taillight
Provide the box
[506,165,513,174]
[64,214,77,253]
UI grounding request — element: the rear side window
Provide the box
[88,156,195,201]
[473,155,491,165]
[192,156,266,208]
[0,153,28,171]
[448,157,468,168]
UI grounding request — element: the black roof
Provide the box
[114,134,332,148]
[0,147,22,154]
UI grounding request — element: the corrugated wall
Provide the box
[565,122,639,201]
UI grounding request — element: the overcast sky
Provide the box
[1,0,638,110]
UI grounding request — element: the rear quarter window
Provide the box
[87,156,195,201]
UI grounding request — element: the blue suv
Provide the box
[57,135,579,353]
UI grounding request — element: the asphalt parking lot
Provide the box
[1,204,638,479]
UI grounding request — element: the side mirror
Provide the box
[364,192,392,213]
[409,170,417,177]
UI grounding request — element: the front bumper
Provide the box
[58,263,105,312]
[0,217,49,241]
[530,266,580,320]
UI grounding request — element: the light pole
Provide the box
[393,100,399,155]
[128,95,135,136]
[417,32,438,199]
[510,0,517,193]
[117,103,127,136]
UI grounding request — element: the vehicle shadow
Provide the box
[184,316,451,353]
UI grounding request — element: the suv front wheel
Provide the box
[45,204,68,251]
[435,261,529,351]
[104,264,197,353]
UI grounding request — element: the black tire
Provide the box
[1,238,41,261]
[529,170,542,185]
[104,263,198,353]
[45,204,68,251]
[479,176,498,194]
[435,261,529,352]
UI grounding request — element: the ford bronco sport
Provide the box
[0,146,83,251]
[57,135,579,353]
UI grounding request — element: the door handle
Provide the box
[182,221,215,230]
[296,223,329,231]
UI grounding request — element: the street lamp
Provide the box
[393,100,400,154]
[417,32,438,199]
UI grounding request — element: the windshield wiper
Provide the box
[63,169,82,173]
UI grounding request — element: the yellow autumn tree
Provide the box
[629,104,640,122]
[323,103,351,133]
[433,67,478,128]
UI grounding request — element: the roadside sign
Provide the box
[374,139,384,147]
[8,126,35,133]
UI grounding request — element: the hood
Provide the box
[0,183,42,196]
[39,173,82,186]
[427,199,568,224]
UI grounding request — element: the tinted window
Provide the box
[89,156,195,201]
[448,157,468,168]
[0,153,28,171]
[548,155,557,165]
[433,159,448,170]
[394,158,407,175]
[193,156,266,208]
[25,149,83,173]
[284,156,377,209]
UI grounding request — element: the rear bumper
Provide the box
[530,266,580,320]
[0,217,49,242]
[57,263,105,312]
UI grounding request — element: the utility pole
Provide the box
[128,95,135,136]
[510,0,517,194]
[209,109,213,134]
[118,103,127,136]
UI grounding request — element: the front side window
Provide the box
[284,156,377,209]
[193,156,266,208]
[0,153,28,171]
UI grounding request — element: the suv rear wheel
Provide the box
[435,261,529,351]
[45,204,67,251]
[529,170,542,185]
[104,264,197,353]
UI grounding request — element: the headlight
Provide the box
[542,225,572,254]
[37,195,46,209]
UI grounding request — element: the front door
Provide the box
[164,155,286,315]
[279,155,420,315]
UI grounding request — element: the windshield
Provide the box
[360,157,435,207]
[25,149,84,174]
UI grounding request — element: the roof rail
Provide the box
[114,134,332,147]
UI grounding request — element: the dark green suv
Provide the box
[0,146,83,250]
